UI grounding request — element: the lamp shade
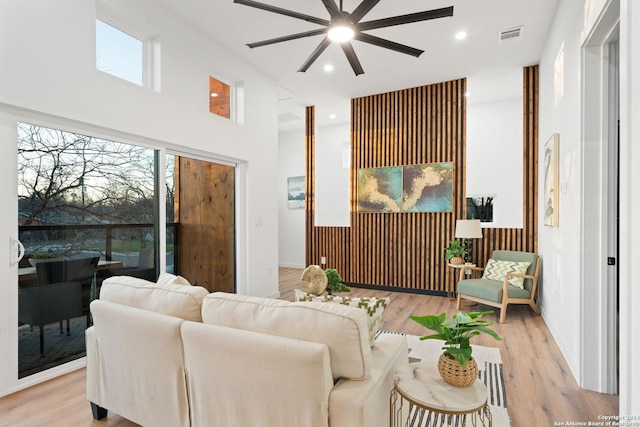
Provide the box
[455,219,483,239]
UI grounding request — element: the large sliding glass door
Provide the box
[16,122,158,378]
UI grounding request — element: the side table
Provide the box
[390,362,491,426]
[447,263,476,299]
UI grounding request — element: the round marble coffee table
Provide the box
[390,362,492,426]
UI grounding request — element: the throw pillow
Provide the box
[294,289,389,346]
[482,259,531,289]
[157,272,192,286]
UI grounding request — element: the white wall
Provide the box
[0,0,280,395]
[538,0,640,412]
[537,0,584,385]
[278,128,306,268]
[467,71,524,228]
[314,122,351,227]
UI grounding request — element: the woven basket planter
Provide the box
[437,351,478,387]
[448,256,464,265]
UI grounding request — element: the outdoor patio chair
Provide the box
[18,257,99,355]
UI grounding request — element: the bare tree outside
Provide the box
[18,123,155,226]
[17,122,157,261]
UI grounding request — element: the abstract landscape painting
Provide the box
[357,162,453,213]
[402,162,453,212]
[357,166,402,212]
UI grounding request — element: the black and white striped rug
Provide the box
[377,331,511,426]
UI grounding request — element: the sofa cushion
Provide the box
[293,289,389,346]
[100,276,209,322]
[202,292,372,381]
[182,322,333,427]
[157,272,192,286]
[88,300,191,427]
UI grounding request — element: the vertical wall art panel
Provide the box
[287,176,305,209]
[543,133,559,227]
[306,67,538,293]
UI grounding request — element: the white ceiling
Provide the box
[152,0,559,131]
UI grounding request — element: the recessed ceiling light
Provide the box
[329,114,337,119]
[211,92,219,97]
[455,31,467,40]
[324,64,334,73]
[464,92,470,97]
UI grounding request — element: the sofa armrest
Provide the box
[85,326,100,405]
[89,300,190,427]
[329,333,408,427]
[182,322,333,427]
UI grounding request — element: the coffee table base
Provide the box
[390,380,492,427]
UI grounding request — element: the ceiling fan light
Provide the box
[328,25,355,43]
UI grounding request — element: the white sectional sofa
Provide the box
[86,275,408,427]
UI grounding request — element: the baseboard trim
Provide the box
[345,282,447,297]
[278,263,306,269]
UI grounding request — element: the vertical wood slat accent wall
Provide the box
[306,67,538,293]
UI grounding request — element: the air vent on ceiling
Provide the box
[498,26,523,44]
[278,112,302,123]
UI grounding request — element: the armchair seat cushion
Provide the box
[458,278,531,303]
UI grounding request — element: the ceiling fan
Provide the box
[234,0,454,76]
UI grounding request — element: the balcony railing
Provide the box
[18,223,179,272]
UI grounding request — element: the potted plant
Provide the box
[325,268,351,295]
[444,239,467,265]
[28,250,62,267]
[410,311,502,387]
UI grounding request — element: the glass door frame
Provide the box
[0,109,168,396]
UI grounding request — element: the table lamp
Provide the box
[455,219,483,263]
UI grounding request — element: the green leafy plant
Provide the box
[325,268,351,294]
[443,239,467,260]
[29,250,61,259]
[410,311,502,366]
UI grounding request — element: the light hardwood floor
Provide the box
[0,267,618,426]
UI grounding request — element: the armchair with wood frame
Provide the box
[456,250,540,323]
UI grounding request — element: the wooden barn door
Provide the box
[175,156,235,292]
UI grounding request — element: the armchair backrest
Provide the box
[491,250,539,292]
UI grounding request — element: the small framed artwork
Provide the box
[287,176,305,209]
[544,133,559,226]
[466,195,495,224]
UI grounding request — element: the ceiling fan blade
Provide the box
[320,0,342,20]
[350,0,381,23]
[298,38,332,72]
[341,42,365,76]
[355,33,423,57]
[247,29,327,48]
[358,6,454,31]
[234,0,329,26]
